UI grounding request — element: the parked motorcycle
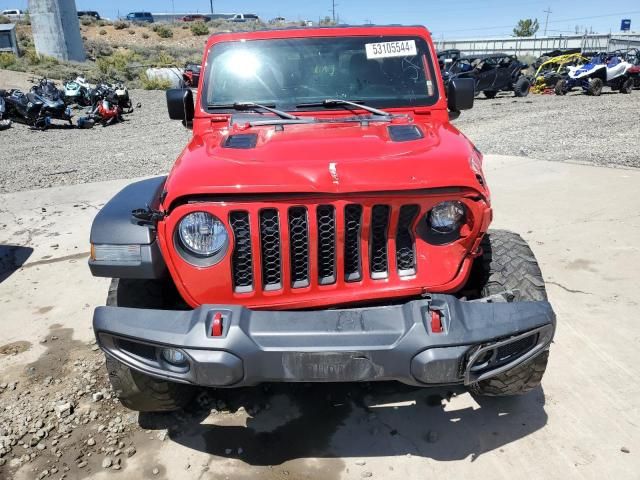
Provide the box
[0,90,11,130]
[63,75,93,106]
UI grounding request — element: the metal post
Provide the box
[210,0,214,15]
[543,7,552,36]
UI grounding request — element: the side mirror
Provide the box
[447,78,474,114]
[166,88,194,126]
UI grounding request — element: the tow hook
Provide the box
[131,205,166,226]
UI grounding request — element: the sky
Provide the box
[3,0,639,39]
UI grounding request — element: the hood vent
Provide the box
[223,133,258,149]
[388,125,424,142]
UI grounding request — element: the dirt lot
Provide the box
[1,67,640,479]
[1,155,639,479]
[1,68,640,194]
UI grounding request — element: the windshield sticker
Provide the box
[365,40,417,59]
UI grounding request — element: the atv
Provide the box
[556,53,635,96]
[89,25,555,412]
[444,53,531,98]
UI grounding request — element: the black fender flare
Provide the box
[89,176,168,279]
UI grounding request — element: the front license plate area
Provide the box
[281,351,383,382]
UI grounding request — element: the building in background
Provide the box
[0,23,19,56]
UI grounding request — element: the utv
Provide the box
[529,53,588,94]
[444,53,531,98]
[557,53,636,95]
[89,26,555,412]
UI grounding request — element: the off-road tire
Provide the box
[588,77,603,96]
[554,79,567,96]
[483,90,497,99]
[513,76,531,97]
[469,351,549,396]
[620,77,634,94]
[103,278,195,412]
[467,230,549,396]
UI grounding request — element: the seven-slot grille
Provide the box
[230,203,420,293]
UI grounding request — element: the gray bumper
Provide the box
[93,295,555,388]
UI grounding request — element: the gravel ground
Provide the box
[455,90,640,168]
[1,69,640,193]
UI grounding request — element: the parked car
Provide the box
[444,53,531,98]
[88,25,555,413]
[77,11,101,20]
[126,12,154,23]
[1,9,23,21]
[181,14,210,22]
[230,13,260,22]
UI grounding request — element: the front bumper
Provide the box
[93,295,555,388]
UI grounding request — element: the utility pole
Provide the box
[210,0,214,16]
[543,6,552,36]
[332,0,336,23]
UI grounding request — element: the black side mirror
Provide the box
[166,88,194,126]
[447,78,474,114]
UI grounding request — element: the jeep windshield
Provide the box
[202,35,439,113]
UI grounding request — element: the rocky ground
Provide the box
[0,325,277,479]
[0,69,639,194]
[0,328,140,479]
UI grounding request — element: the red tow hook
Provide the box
[211,312,224,337]
[430,309,443,333]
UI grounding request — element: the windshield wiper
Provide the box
[207,102,299,120]
[296,99,392,117]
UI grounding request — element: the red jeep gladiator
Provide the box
[89,26,555,412]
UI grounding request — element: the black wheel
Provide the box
[483,90,497,99]
[588,77,603,96]
[620,77,633,94]
[466,230,549,396]
[513,76,531,97]
[554,79,567,96]
[104,278,195,412]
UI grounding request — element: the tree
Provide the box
[513,18,539,37]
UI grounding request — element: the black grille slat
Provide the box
[230,211,253,292]
[288,207,310,288]
[259,209,282,290]
[396,205,420,275]
[370,205,390,278]
[316,205,336,285]
[344,204,363,282]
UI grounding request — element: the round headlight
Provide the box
[178,212,228,257]
[429,201,466,234]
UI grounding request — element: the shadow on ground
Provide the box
[0,245,33,283]
[139,382,547,466]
